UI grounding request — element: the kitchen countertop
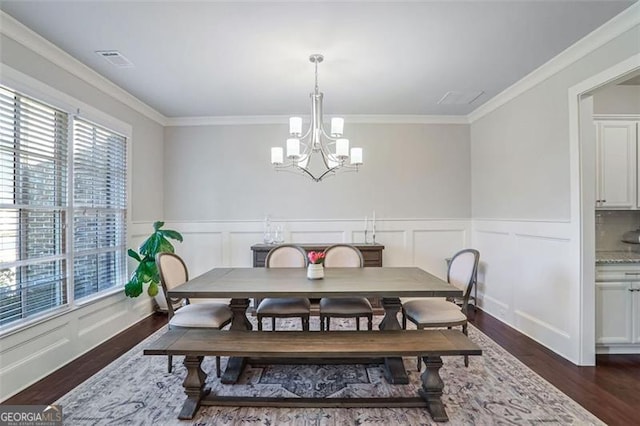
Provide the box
[596,250,640,264]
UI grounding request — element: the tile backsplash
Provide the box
[596,210,640,251]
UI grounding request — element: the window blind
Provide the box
[72,119,127,300]
[0,85,69,325]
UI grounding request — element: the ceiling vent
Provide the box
[95,50,134,68]
[437,90,484,105]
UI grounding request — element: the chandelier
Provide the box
[270,54,363,182]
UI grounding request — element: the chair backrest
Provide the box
[156,252,189,317]
[265,244,307,268]
[447,249,480,299]
[323,244,364,268]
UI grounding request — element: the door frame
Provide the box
[569,53,640,365]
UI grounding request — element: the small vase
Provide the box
[307,263,324,280]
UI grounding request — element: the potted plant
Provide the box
[124,221,183,310]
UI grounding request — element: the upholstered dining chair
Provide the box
[319,244,373,331]
[401,248,480,369]
[156,252,232,376]
[256,244,311,331]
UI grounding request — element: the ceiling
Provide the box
[0,1,635,118]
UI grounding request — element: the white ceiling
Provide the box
[0,1,635,118]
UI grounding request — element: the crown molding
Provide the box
[0,11,167,126]
[467,2,640,124]
[165,114,468,127]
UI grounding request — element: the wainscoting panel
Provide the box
[164,219,472,272]
[413,229,467,280]
[229,231,264,267]
[180,231,224,277]
[472,219,575,360]
[0,290,153,402]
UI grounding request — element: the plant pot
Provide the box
[307,264,324,280]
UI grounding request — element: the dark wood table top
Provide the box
[168,266,461,299]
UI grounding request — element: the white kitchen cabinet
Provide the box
[595,264,640,353]
[595,121,637,209]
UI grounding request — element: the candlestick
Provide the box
[364,215,369,244]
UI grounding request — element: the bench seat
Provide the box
[144,329,482,422]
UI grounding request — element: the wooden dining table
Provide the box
[167,266,462,384]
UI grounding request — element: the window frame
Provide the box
[0,64,133,336]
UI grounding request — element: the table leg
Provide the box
[229,298,252,330]
[178,356,210,420]
[380,297,409,384]
[222,298,251,384]
[418,356,448,422]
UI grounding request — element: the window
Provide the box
[73,119,127,300]
[0,85,127,328]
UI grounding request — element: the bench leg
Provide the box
[179,355,209,420]
[419,356,448,422]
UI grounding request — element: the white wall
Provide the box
[470,19,640,363]
[0,27,163,400]
[164,123,471,221]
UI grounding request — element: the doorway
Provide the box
[570,53,640,365]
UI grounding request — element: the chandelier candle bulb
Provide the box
[286,138,300,158]
[331,117,344,136]
[271,147,283,164]
[289,117,302,135]
[350,147,363,165]
[336,138,349,158]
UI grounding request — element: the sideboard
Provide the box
[249,243,385,313]
[250,243,385,268]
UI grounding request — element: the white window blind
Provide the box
[73,119,127,300]
[0,85,69,325]
[0,83,129,329]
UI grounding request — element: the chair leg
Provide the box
[302,316,309,331]
[272,317,276,331]
[401,308,407,329]
[463,323,469,367]
[367,314,373,331]
[417,325,424,371]
[167,355,173,373]
[356,317,361,331]
[216,356,221,378]
[326,317,330,331]
[320,315,325,331]
[257,316,263,331]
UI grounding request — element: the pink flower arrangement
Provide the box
[307,251,325,265]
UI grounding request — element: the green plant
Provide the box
[124,221,183,298]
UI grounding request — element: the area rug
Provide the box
[55,316,604,425]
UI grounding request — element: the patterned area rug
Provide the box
[55,316,604,425]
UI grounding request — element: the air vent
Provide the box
[95,50,134,68]
[437,91,484,105]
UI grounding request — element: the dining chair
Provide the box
[256,244,310,331]
[401,248,480,369]
[319,244,373,331]
[156,252,232,376]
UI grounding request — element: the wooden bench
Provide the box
[144,329,482,422]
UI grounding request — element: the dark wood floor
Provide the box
[4,309,639,425]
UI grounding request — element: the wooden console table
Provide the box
[250,243,384,267]
[250,243,385,312]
